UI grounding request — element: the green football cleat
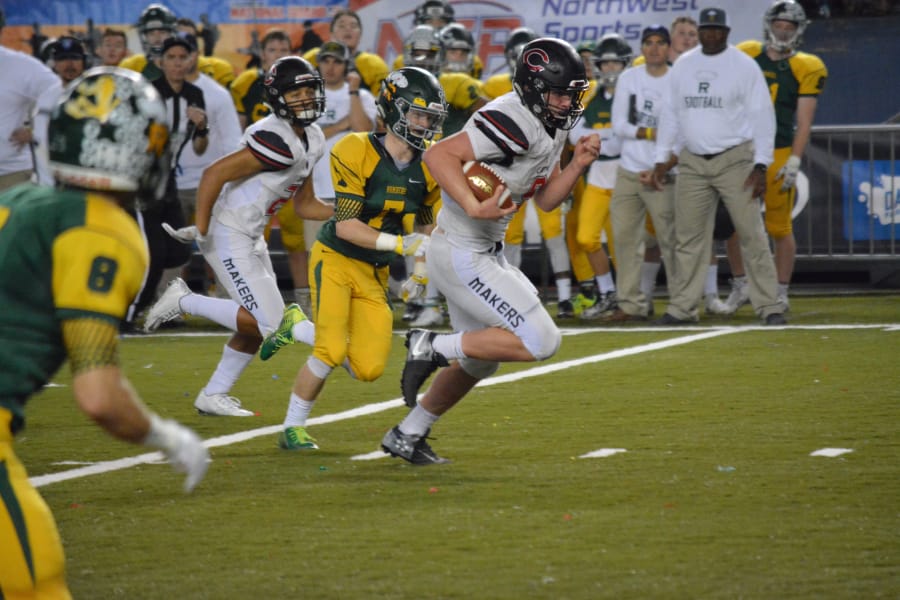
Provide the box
[277,426,319,450]
[259,303,307,361]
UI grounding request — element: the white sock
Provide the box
[204,344,254,395]
[432,332,464,360]
[544,234,570,274]
[705,264,719,296]
[398,404,440,436]
[640,261,661,298]
[556,276,572,302]
[596,272,615,293]
[180,294,240,331]
[283,392,315,427]
[291,320,316,346]
[777,282,789,296]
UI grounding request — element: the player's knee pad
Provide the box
[764,214,793,239]
[576,230,600,254]
[459,357,500,380]
[520,311,562,360]
[306,355,334,379]
[347,358,385,382]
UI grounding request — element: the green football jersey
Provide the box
[319,132,440,266]
[0,185,147,433]
[738,40,828,149]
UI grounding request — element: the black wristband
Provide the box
[348,90,359,96]
[194,125,209,138]
[753,163,767,171]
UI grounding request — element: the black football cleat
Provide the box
[381,427,449,465]
[400,329,448,408]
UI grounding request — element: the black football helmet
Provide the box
[414,0,455,26]
[377,67,448,150]
[513,38,589,131]
[48,67,171,204]
[505,27,538,72]
[264,56,326,127]
[593,34,632,87]
[137,3,177,58]
[764,0,808,53]
[439,23,475,74]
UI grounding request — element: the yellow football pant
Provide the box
[0,409,71,599]
[763,146,796,238]
[566,182,615,282]
[308,241,393,381]
[503,199,563,245]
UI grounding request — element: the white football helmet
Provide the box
[764,0,808,53]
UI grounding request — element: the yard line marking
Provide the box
[810,448,854,457]
[580,449,627,458]
[351,450,390,461]
[27,327,739,488]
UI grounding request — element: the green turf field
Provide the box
[17,294,900,598]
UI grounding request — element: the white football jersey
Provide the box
[438,92,567,249]
[212,113,325,237]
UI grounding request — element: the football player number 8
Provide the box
[88,256,118,293]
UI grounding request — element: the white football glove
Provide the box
[144,414,210,493]
[399,232,428,256]
[775,155,801,192]
[162,222,206,245]
[401,261,428,303]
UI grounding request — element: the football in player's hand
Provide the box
[463,161,512,209]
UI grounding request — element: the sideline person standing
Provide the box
[652,8,786,326]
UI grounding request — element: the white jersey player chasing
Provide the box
[144,56,334,416]
[382,38,601,465]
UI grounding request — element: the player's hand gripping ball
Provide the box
[463,161,513,209]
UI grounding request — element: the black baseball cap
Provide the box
[51,36,88,60]
[698,7,730,29]
[318,40,349,62]
[641,24,670,44]
[161,32,197,54]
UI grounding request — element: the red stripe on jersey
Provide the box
[479,110,529,151]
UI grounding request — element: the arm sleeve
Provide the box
[330,134,368,201]
[747,61,776,166]
[52,205,148,323]
[655,74,678,164]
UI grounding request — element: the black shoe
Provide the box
[381,427,450,465]
[400,329,449,408]
[653,313,692,326]
[557,299,575,319]
[764,313,787,326]
[603,308,648,323]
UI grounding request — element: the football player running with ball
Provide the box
[0,68,208,597]
[382,38,601,465]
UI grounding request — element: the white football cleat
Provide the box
[723,276,750,314]
[704,293,731,315]
[144,277,191,332]
[194,391,255,417]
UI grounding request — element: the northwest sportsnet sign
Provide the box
[356,0,770,76]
